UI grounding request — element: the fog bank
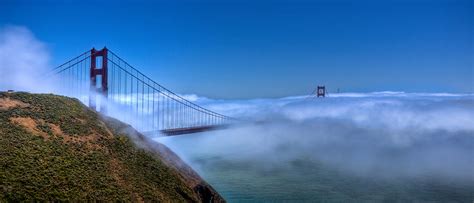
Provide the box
[0,25,56,93]
[159,93,474,183]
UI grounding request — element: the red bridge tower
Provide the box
[89,47,108,113]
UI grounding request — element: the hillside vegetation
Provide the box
[0,92,224,202]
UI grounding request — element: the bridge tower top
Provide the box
[317,85,326,97]
[89,47,108,113]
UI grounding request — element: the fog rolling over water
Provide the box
[158,92,474,202]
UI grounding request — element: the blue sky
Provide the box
[0,0,472,99]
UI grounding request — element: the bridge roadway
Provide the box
[143,125,230,136]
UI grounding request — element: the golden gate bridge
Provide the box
[49,47,235,136]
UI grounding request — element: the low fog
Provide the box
[159,93,474,184]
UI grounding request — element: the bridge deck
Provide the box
[160,125,226,136]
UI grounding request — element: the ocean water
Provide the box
[157,93,474,202]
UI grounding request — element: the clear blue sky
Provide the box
[1,0,472,99]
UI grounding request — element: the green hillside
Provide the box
[0,92,224,202]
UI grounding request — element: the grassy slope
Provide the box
[0,92,223,202]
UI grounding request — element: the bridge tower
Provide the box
[317,86,325,97]
[89,47,108,113]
